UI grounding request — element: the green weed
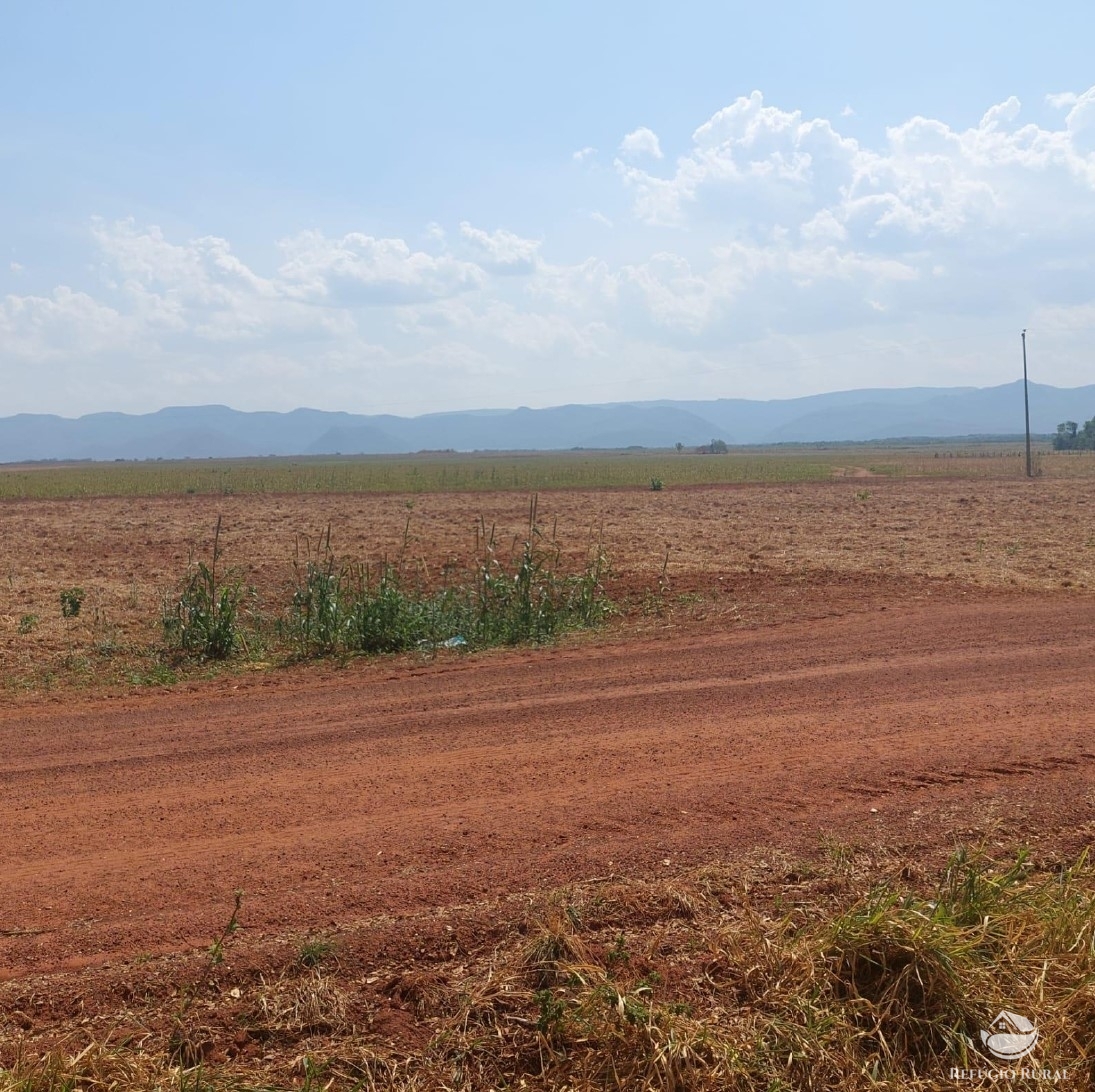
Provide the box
[59,587,84,617]
[298,935,337,969]
[162,517,246,661]
[170,891,243,1067]
[283,500,609,659]
[127,663,179,687]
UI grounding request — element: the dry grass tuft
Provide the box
[3,845,1094,1090]
[255,970,351,1035]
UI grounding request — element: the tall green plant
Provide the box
[162,516,244,660]
[344,561,433,653]
[469,496,607,646]
[288,525,346,656]
[281,502,610,660]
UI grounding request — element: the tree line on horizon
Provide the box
[1053,417,1095,451]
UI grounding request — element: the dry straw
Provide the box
[2,846,1093,1090]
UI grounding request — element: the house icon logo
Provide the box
[980,1011,1038,1061]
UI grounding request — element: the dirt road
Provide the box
[3,593,1094,980]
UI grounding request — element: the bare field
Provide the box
[1,473,1093,693]
[3,466,1095,1087]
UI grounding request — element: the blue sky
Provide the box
[3,1,1094,417]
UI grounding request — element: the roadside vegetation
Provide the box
[8,455,1095,696]
[279,500,608,660]
[1,845,1090,1090]
[6,449,1095,697]
[158,499,609,666]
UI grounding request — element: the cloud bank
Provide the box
[4,87,1095,415]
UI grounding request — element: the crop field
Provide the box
[0,440,1081,500]
[3,445,1095,1089]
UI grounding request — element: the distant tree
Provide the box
[675,441,684,453]
[699,438,729,454]
[1054,418,1095,451]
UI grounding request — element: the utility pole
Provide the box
[1021,329,1032,478]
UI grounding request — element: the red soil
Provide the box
[3,591,1094,983]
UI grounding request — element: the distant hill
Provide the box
[0,381,1090,463]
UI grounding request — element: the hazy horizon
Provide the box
[0,376,1069,423]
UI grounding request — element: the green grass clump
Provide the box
[298,935,338,969]
[285,499,609,659]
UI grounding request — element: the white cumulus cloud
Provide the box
[1047,91,1079,109]
[5,84,1095,414]
[458,222,540,274]
[618,126,663,160]
[278,229,484,305]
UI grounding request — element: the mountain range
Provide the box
[1,381,1089,463]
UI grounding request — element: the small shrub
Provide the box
[535,987,567,1035]
[650,477,664,491]
[605,932,631,968]
[60,586,85,617]
[18,613,39,634]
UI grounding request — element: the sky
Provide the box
[2,1,1094,419]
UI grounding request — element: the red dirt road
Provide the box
[3,594,1095,981]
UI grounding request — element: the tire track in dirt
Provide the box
[2,595,1094,979]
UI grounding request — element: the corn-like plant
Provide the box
[162,516,244,660]
[288,526,346,656]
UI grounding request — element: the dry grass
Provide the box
[253,971,352,1036]
[2,846,1093,1090]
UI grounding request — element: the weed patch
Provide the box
[59,587,84,618]
[282,497,609,659]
